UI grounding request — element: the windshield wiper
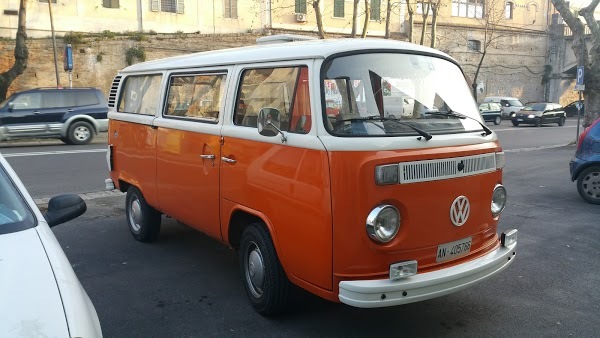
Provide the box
[336,116,432,140]
[425,110,493,136]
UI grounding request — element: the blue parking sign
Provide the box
[576,66,584,85]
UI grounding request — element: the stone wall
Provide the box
[1,29,547,104]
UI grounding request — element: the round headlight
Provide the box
[491,184,507,216]
[366,205,400,243]
[528,114,536,119]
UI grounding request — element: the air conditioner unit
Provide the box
[295,13,307,22]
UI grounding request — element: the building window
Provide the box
[467,39,481,52]
[38,0,57,3]
[505,1,514,19]
[334,0,345,17]
[103,0,120,8]
[150,0,184,14]
[416,1,433,15]
[452,0,483,19]
[224,0,238,18]
[370,0,381,21]
[295,0,306,14]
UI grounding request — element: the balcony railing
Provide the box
[564,25,592,36]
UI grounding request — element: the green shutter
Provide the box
[295,0,307,14]
[334,0,345,17]
[370,0,380,20]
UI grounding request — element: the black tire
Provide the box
[239,223,290,315]
[534,118,541,127]
[558,116,566,126]
[67,121,94,145]
[125,186,161,242]
[512,121,519,127]
[576,166,600,205]
[60,136,73,145]
[493,116,501,125]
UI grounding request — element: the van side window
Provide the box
[118,75,162,115]
[234,66,311,134]
[164,73,227,122]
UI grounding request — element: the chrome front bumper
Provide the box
[339,234,517,308]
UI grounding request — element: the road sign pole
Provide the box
[576,90,582,143]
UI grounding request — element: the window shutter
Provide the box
[295,0,307,14]
[334,0,344,17]
[177,0,184,14]
[231,0,238,19]
[370,0,380,20]
[151,0,159,12]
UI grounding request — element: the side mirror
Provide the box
[8,102,14,112]
[43,194,86,227]
[257,107,286,142]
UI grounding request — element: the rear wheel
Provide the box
[576,166,600,205]
[493,116,501,125]
[125,186,161,242]
[534,118,541,127]
[239,223,290,315]
[558,116,566,126]
[67,121,94,145]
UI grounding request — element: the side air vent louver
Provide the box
[399,153,496,184]
[107,75,122,109]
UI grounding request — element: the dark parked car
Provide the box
[564,100,584,118]
[0,87,108,145]
[511,102,566,127]
[478,102,502,125]
[570,118,600,204]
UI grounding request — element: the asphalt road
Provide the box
[1,118,598,336]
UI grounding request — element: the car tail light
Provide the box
[577,119,600,152]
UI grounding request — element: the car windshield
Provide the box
[507,99,523,107]
[0,95,12,109]
[0,162,35,232]
[523,103,546,111]
[322,53,483,137]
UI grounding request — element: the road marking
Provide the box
[35,189,124,207]
[1,149,106,158]
[504,144,572,153]
[493,125,576,132]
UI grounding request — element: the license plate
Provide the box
[517,118,523,121]
[436,237,472,263]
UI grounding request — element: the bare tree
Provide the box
[361,0,371,38]
[0,0,28,101]
[429,0,444,48]
[406,0,415,43]
[351,0,360,37]
[384,0,392,39]
[419,1,431,45]
[312,0,326,39]
[551,0,599,126]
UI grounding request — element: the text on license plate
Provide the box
[436,237,472,263]
[517,118,523,121]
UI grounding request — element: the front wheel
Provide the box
[239,223,290,315]
[67,121,94,145]
[125,186,161,242]
[512,121,520,127]
[576,166,600,204]
[558,116,566,126]
[494,116,501,125]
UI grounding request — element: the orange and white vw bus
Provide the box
[105,37,517,315]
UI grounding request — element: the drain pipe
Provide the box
[137,0,143,32]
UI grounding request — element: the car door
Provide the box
[0,92,44,137]
[40,91,72,134]
[155,70,227,240]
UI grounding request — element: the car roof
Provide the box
[120,38,455,73]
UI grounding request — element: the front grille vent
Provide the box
[107,75,122,108]
[399,153,496,184]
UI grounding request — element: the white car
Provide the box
[0,153,102,337]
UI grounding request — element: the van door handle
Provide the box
[200,154,215,159]
[221,157,237,164]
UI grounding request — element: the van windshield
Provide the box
[322,53,483,137]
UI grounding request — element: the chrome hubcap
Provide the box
[129,197,142,232]
[74,126,90,141]
[582,172,600,199]
[245,242,265,298]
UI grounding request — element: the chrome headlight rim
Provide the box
[366,204,400,244]
[491,184,507,216]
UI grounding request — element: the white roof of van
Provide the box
[120,38,453,73]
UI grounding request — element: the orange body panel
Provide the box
[155,127,222,240]
[109,120,159,206]
[328,142,503,290]
[220,136,333,291]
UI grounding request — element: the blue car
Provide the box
[570,118,600,204]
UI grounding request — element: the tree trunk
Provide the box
[384,0,392,39]
[351,0,359,37]
[361,0,370,38]
[419,2,430,46]
[550,0,599,126]
[0,0,28,101]
[407,1,414,43]
[430,1,441,48]
[312,0,325,39]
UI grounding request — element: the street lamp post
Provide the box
[48,1,60,88]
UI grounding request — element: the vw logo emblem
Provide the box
[450,196,470,226]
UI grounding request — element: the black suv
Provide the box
[0,87,108,145]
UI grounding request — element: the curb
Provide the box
[35,189,124,208]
